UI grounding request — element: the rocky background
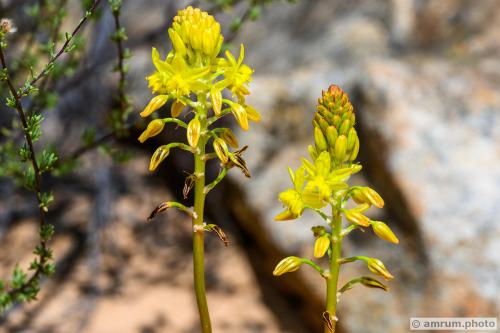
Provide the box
[1,0,499,332]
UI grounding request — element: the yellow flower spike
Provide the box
[273,256,303,276]
[343,209,370,227]
[213,138,229,164]
[371,221,399,244]
[171,99,186,118]
[314,235,331,258]
[187,117,201,148]
[138,119,165,143]
[334,135,347,162]
[220,128,239,148]
[245,104,261,122]
[140,95,169,117]
[314,127,328,152]
[366,258,394,281]
[210,86,222,116]
[149,145,170,171]
[230,103,249,131]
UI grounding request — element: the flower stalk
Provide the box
[139,7,259,332]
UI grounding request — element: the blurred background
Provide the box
[0,0,499,332]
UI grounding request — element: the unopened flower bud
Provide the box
[213,138,229,164]
[343,209,370,227]
[334,135,347,162]
[314,235,331,258]
[138,119,165,143]
[363,187,384,208]
[350,187,384,208]
[371,221,399,244]
[149,145,170,171]
[314,127,328,152]
[187,118,201,148]
[339,119,351,135]
[325,126,338,147]
[230,103,249,131]
[348,135,360,161]
[273,256,302,276]
[367,258,393,280]
[346,128,357,151]
[210,86,222,116]
[171,99,185,118]
[140,95,169,117]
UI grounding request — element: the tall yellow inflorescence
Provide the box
[138,6,259,173]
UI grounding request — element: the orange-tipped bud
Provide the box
[140,95,169,117]
[138,119,165,143]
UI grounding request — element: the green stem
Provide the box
[192,98,212,333]
[325,206,342,333]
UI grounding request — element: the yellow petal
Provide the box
[140,95,169,117]
[230,103,249,131]
[187,118,201,148]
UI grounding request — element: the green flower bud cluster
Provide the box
[311,85,359,165]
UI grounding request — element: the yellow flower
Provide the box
[146,49,209,98]
[217,44,253,100]
[302,152,348,201]
[275,166,324,221]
